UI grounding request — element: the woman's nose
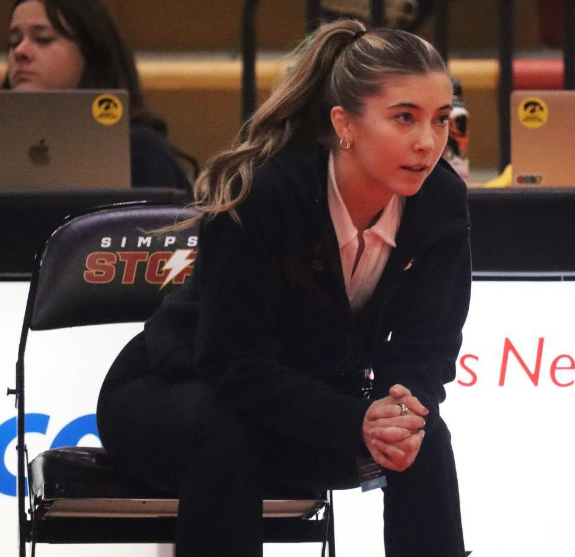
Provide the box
[13,38,33,61]
[414,127,435,153]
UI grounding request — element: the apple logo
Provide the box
[28,139,50,166]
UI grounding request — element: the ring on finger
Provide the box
[398,403,409,416]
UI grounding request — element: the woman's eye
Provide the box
[395,113,413,124]
[35,35,55,46]
[8,34,22,50]
[438,114,451,125]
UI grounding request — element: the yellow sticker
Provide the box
[92,93,123,126]
[518,97,548,129]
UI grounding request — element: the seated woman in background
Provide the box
[3,0,196,189]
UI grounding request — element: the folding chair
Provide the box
[8,202,335,557]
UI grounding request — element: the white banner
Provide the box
[1,280,574,556]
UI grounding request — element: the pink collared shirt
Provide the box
[327,153,404,310]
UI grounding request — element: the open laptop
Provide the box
[0,90,131,190]
[511,89,575,188]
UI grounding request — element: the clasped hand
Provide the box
[362,384,428,472]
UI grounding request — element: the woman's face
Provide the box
[331,71,454,207]
[7,0,85,90]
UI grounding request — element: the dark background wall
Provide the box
[0,0,543,52]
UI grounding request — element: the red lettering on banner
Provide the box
[118,252,149,283]
[499,337,544,386]
[84,252,117,283]
[550,355,575,387]
[458,354,478,386]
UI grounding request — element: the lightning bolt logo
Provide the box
[161,249,195,289]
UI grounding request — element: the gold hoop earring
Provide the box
[339,138,351,151]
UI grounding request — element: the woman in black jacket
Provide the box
[98,19,471,557]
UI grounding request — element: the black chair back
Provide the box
[30,202,199,329]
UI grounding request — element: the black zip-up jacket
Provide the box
[145,141,472,456]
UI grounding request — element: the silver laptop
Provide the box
[0,90,131,190]
[511,89,575,188]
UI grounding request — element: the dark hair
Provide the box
[188,19,448,224]
[3,0,164,132]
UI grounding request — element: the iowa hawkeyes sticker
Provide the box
[518,97,548,129]
[92,93,124,125]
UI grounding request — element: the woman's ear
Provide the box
[330,106,351,142]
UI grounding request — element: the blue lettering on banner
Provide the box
[0,413,99,497]
[51,414,99,448]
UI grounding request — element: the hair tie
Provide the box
[351,29,367,43]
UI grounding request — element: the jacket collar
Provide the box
[267,139,469,280]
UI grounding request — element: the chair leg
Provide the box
[326,491,336,557]
[30,513,38,557]
[327,513,336,557]
[18,528,26,557]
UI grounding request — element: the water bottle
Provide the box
[443,77,470,182]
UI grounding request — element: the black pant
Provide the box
[97,333,466,557]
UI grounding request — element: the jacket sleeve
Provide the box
[193,172,371,455]
[374,227,472,431]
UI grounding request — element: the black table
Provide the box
[2,187,575,279]
[0,188,192,279]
